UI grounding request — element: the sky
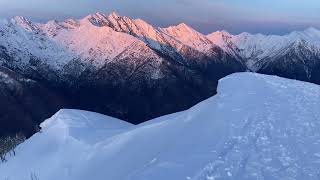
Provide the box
[0,0,319,35]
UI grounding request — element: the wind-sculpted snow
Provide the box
[1,72,320,180]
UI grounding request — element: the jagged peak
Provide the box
[176,23,189,28]
[83,12,107,20]
[12,16,28,22]
[80,12,109,27]
[207,30,233,38]
[291,38,308,46]
[11,16,39,32]
[237,32,252,37]
[233,31,268,40]
[64,18,78,24]
[45,19,60,26]
[42,20,62,31]
[303,27,320,36]
[110,11,120,17]
[285,28,320,45]
[104,12,157,37]
[60,19,80,29]
[86,12,107,22]
[133,18,155,30]
[106,11,137,25]
[107,11,120,20]
[164,22,197,33]
[133,18,147,25]
[12,16,31,25]
[94,12,106,18]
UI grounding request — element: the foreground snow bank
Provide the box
[1,72,320,180]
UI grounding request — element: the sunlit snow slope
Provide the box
[1,72,320,180]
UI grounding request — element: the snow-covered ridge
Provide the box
[1,72,320,180]
[160,23,214,52]
[207,27,320,69]
[0,16,75,70]
[1,12,320,71]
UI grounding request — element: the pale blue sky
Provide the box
[0,0,319,34]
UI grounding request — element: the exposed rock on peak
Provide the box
[11,16,39,32]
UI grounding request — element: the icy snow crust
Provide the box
[1,72,320,180]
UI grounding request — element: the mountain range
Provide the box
[1,12,320,136]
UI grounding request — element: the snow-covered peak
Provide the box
[160,23,213,51]
[60,19,80,29]
[80,12,109,27]
[11,16,39,32]
[207,27,320,69]
[101,13,168,50]
[93,12,107,19]
[0,12,164,70]
[0,16,75,70]
[108,11,120,20]
[3,13,320,74]
[208,30,232,37]
[161,23,199,36]
[40,20,63,37]
[12,16,29,25]
[172,23,194,32]
[207,30,233,47]
[105,12,156,36]
[233,27,320,47]
[106,12,134,31]
[287,27,320,45]
[303,27,320,35]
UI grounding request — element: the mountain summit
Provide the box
[0,12,320,137]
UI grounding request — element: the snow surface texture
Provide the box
[1,72,320,180]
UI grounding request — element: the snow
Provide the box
[38,12,168,69]
[40,16,143,67]
[207,27,320,70]
[207,31,233,47]
[160,23,214,52]
[0,12,165,71]
[1,72,320,180]
[0,17,74,70]
[104,12,180,53]
[3,12,320,74]
[12,16,40,32]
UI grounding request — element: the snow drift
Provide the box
[1,72,320,180]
